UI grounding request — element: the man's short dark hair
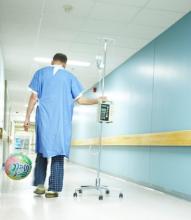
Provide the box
[53,53,67,63]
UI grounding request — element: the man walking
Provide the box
[24,53,102,198]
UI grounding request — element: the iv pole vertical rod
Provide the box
[96,39,108,187]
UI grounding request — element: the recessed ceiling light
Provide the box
[34,57,91,67]
[63,4,73,13]
[34,57,51,63]
[67,60,90,67]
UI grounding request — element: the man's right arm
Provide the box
[24,93,38,131]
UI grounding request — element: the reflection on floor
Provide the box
[0,154,191,220]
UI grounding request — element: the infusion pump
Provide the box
[98,101,113,123]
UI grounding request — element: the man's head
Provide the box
[52,53,68,67]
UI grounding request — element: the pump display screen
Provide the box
[100,104,110,121]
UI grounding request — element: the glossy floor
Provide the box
[0,157,191,220]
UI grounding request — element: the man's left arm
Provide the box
[76,96,107,105]
[71,76,106,105]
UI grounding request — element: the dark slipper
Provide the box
[45,191,59,198]
[34,188,46,195]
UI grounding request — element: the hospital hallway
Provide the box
[1,1,191,219]
[0,153,191,220]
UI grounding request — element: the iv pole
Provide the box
[73,39,123,200]
[96,39,107,194]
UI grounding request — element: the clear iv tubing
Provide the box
[96,39,108,185]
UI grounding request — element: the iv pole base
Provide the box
[73,178,123,200]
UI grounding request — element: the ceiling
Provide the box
[0,0,190,121]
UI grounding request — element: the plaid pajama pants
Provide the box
[33,153,64,192]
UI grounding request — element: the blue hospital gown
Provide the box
[29,66,83,158]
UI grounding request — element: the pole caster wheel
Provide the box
[119,193,123,199]
[73,192,78,198]
[99,195,103,200]
[105,190,110,195]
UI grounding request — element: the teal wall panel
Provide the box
[149,147,191,195]
[70,12,191,200]
[70,146,150,184]
[152,13,191,132]
[103,43,154,136]
[100,147,150,183]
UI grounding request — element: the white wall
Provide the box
[0,48,5,166]
[0,48,5,128]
